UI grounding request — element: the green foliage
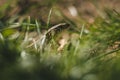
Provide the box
[0,1,120,79]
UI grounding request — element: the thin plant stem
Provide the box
[47,8,53,28]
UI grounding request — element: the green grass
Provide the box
[0,3,120,80]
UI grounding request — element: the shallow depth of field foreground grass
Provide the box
[0,2,120,80]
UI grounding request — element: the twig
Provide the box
[45,23,67,35]
[26,23,67,49]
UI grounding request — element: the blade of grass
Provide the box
[35,19,42,51]
[80,24,85,39]
[74,24,84,55]
[0,32,4,41]
[113,9,120,17]
[24,16,30,41]
[35,20,41,36]
[47,8,53,28]
[93,47,120,61]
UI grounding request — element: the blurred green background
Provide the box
[0,0,120,80]
[0,0,120,24]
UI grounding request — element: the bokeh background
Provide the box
[0,0,120,24]
[0,0,120,80]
